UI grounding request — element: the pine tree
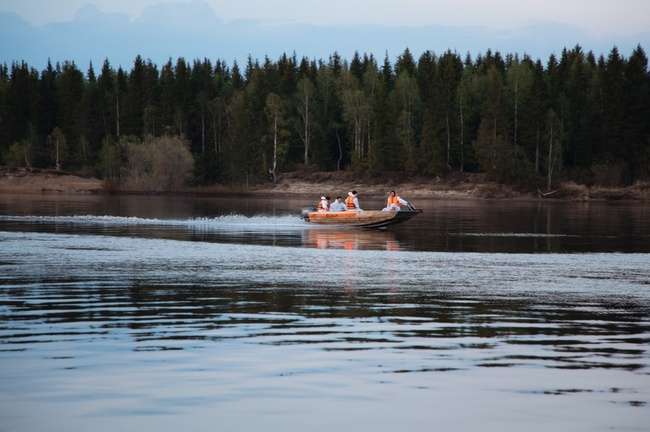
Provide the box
[395,48,416,77]
[603,47,626,165]
[97,59,116,137]
[1,47,648,187]
[6,62,39,151]
[56,61,84,168]
[115,67,128,138]
[173,58,191,136]
[0,64,8,162]
[623,46,649,182]
[125,55,146,137]
[82,62,104,166]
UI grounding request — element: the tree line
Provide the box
[1,45,648,188]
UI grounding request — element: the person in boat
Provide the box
[345,191,362,211]
[317,195,329,212]
[330,196,346,212]
[383,190,408,211]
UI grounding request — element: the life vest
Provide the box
[317,200,328,211]
[345,195,356,209]
[387,195,400,207]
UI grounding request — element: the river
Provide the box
[0,194,649,431]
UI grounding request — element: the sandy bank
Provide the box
[195,172,650,201]
[0,168,104,194]
[1,168,648,201]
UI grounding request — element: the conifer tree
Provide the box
[1,46,648,186]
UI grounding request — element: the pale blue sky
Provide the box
[3,0,650,34]
[1,0,648,68]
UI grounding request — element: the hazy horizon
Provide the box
[1,0,648,69]
[4,0,650,34]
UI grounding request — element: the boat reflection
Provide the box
[302,228,402,251]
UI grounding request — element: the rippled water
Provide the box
[0,194,649,431]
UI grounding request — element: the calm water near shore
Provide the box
[0,194,649,431]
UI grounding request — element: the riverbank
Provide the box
[0,168,104,194]
[1,168,649,201]
[194,171,531,199]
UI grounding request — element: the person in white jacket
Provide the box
[329,196,346,212]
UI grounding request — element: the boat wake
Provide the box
[0,214,310,232]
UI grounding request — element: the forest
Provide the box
[0,45,648,190]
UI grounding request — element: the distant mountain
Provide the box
[1,0,648,69]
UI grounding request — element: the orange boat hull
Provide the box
[304,209,421,228]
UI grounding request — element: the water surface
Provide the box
[0,194,648,431]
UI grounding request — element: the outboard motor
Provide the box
[301,207,316,221]
[405,201,417,212]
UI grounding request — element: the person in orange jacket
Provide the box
[345,191,361,211]
[316,195,329,212]
[383,190,408,211]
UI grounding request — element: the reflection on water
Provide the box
[303,229,401,251]
[0,193,649,252]
[0,194,649,431]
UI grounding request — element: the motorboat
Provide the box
[301,204,422,229]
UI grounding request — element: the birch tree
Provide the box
[362,66,379,170]
[457,66,477,172]
[265,93,287,184]
[340,71,369,168]
[438,52,462,169]
[48,127,66,171]
[545,109,563,191]
[342,88,366,164]
[208,96,228,156]
[296,77,314,165]
[196,91,208,154]
[506,59,534,149]
[394,71,419,172]
[316,65,343,170]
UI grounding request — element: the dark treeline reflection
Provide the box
[1,195,649,252]
[1,45,649,187]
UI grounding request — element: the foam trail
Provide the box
[0,214,309,232]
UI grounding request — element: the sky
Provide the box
[3,0,650,33]
[1,0,649,68]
